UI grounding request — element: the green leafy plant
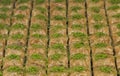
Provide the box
[55,6,64,11]
[15,14,25,20]
[72,24,83,30]
[0,71,2,76]
[91,7,100,13]
[73,0,84,3]
[51,43,65,50]
[18,5,28,10]
[0,7,10,12]
[51,53,62,60]
[26,66,39,74]
[1,0,12,5]
[94,23,104,29]
[72,14,84,19]
[72,32,87,39]
[93,14,103,21]
[116,24,120,29]
[108,5,120,10]
[51,33,63,38]
[7,44,23,50]
[31,44,43,49]
[73,42,85,48]
[99,66,113,73]
[32,33,45,39]
[7,66,22,73]
[36,14,46,20]
[112,13,120,18]
[0,23,8,30]
[18,0,29,4]
[50,66,66,72]
[11,33,24,40]
[0,13,8,20]
[54,0,64,3]
[71,53,86,60]
[36,7,46,13]
[31,24,42,30]
[91,0,99,3]
[12,23,25,29]
[95,43,107,48]
[71,6,82,12]
[30,53,43,60]
[0,34,7,40]
[95,32,106,38]
[116,31,120,36]
[71,66,86,72]
[54,15,65,20]
[35,0,45,4]
[94,53,108,60]
[109,0,120,4]
[51,25,64,32]
[7,54,20,60]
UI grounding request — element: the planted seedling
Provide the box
[35,0,45,4]
[51,25,64,32]
[51,33,63,38]
[116,31,120,36]
[73,42,85,48]
[0,34,7,40]
[71,6,82,12]
[31,44,43,49]
[51,53,62,60]
[0,13,8,20]
[36,7,46,14]
[72,14,84,20]
[91,0,99,3]
[18,5,29,10]
[55,6,64,11]
[91,7,100,13]
[54,0,64,3]
[93,14,103,21]
[36,14,46,21]
[71,66,86,72]
[50,66,66,72]
[72,24,83,30]
[18,0,29,4]
[94,23,104,30]
[15,14,25,20]
[94,53,108,60]
[26,66,39,74]
[12,23,26,30]
[73,0,84,3]
[0,71,2,76]
[71,53,86,60]
[95,32,106,38]
[108,5,120,10]
[112,13,120,18]
[72,32,87,39]
[7,44,23,50]
[7,54,20,60]
[31,24,42,30]
[109,0,120,4]
[0,7,10,12]
[51,43,65,50]
[32,33,45,39]
[54,15,65,20]
[95,43,107,48]
[99,66,113,73]
[7,66,22,73]
[0,23,8,30]
[1,0,12,5]
[11,33,24,40]
[30,53,43,60]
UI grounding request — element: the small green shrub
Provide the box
[94,53,108,60]
[71,53,86,60]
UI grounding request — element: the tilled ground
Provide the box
[0,0,120,76]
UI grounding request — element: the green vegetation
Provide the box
[55,6,64,11]
[109,0,120,4]
[95,32,106,38]
[18,0,29,4]
[91,7,100,13]
[91,0,99,3]
[0,23,8,30]
[30,53,43,60]
[31,44,43,49]
[94,23,104,29]
[108,5,120,10]
[117,31,120,36]
[71,6,82,12]
[32,33,45,39]
[7,66,22,73]
[1,0,12,5]
[36,7,46,14]
[99,66,113,73]
[54,0,64,3]
[51,43,65,50]
[0,34,7,39]
[26,66,39,74]
[71,66,86,72]
[51,33,63,38]
[18,6,29,10]
[72,32,87,39]
[31,24,42,30]
[11,33,24,40]
[7,44,23,50]
[51,53,62,60]
[50,66,66,72]
[72,24,83,30]
[0,13,8,20]
[95,43,107,48]
[7,54,20,60]
[15,14,25,20]
[36,14,46,20]
[73,0,84,3]
[93,14,103,21]
[0,71,2,76]
[116,24,120,29]
[73,42,85,48]
[72,14,84,20]
[35,0,45,4]
[113,13,120,18]
[54,15,65,20]
[12,23,26,30]
[0,7,10,12]
[51,25,64,32]
[94,53,108,60]
[71,53,86,60]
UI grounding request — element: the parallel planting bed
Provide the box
[0,0,120,76]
